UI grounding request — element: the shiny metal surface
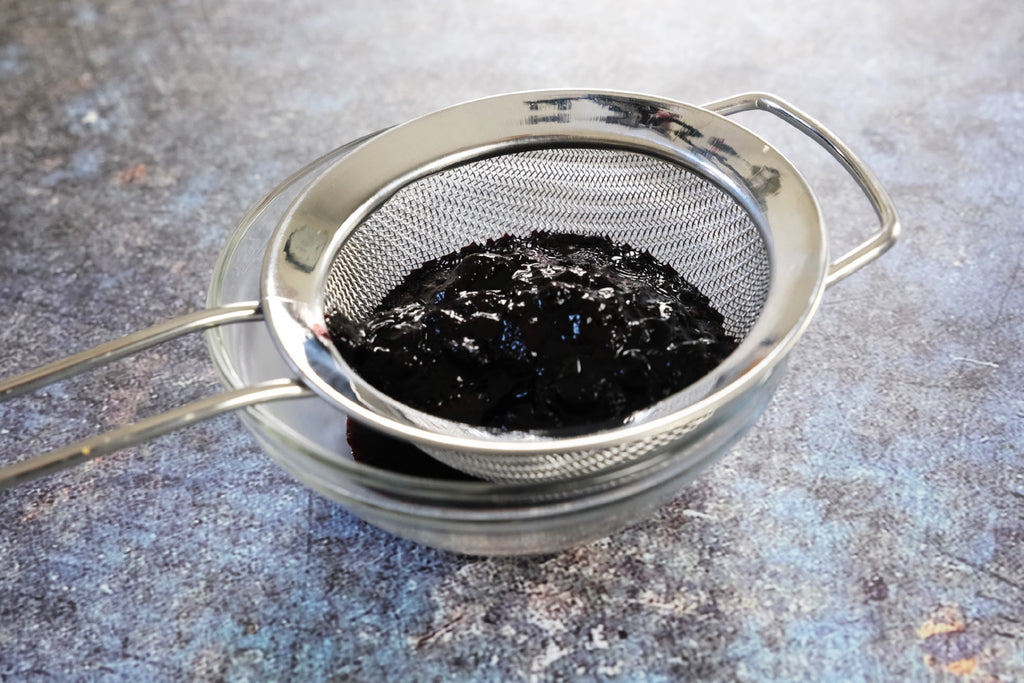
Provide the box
[0,302,267,486]
[703,92,900,285]
[0,301,263,401]
[0,379,311,490]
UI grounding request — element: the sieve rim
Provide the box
[260,89,827,457]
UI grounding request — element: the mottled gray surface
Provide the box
[1,0,1022,680]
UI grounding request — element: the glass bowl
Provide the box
[205,140,783,556]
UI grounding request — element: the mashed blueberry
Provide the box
[329,232,737,432]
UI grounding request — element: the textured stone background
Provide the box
[1,1,1022,680]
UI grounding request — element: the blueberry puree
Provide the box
[328,231,738,433]
[345,420,480,480]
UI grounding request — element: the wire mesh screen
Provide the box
[324,147,770,338]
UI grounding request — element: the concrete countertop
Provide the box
[1,1,1021,680]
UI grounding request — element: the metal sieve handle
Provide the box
[703,92,900,286]
[0,301,264,401]
[0,302,313,488]
[0,379,310,489]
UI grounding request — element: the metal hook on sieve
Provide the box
[703,92,900,286]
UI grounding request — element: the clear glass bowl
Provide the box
[205,140,783,556]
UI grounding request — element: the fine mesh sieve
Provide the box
[320,147,770,480]
[0,90,899,487]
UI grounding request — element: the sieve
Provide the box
[0,90,898,487]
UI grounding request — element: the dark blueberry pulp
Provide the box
[328,231,738,434]
[345,421,480,480]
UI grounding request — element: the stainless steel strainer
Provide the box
[0,90,898,487]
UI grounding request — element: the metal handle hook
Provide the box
[704,92,900,286]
